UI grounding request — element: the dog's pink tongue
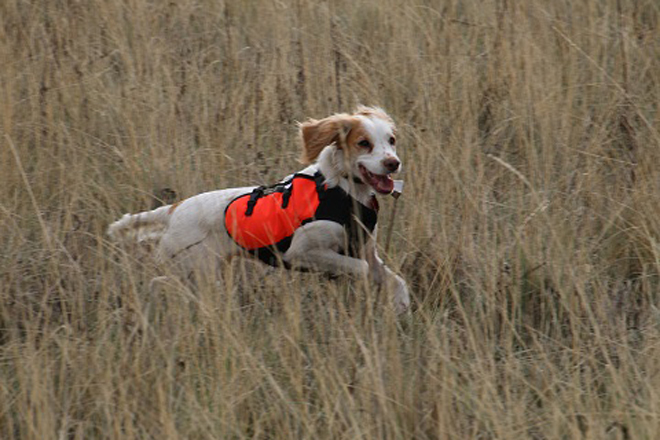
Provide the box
[373,175,394,194]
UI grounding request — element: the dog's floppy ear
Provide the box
[299,114,356,164]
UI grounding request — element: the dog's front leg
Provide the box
[284,221,370,277]
[365,234,410,315]
[285,221,409,313]
[286,248,370,277]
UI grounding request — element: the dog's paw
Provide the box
[392,276,410,315]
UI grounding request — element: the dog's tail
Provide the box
[107,205,172,242]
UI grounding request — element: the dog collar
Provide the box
[369,195,379,212]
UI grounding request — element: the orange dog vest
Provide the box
[224,172,378,267]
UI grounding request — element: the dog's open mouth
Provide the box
[358,164,394,194]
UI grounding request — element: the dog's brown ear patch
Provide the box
[299,114,357,164]
[299,118,322,164]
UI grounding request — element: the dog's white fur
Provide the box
[108,106,410,314]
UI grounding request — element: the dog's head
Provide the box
[299,106,401,194]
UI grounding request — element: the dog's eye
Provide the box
[358,140,371,149]
[389,136,396,145]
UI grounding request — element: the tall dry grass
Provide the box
[1,0,660,438]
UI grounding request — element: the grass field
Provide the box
[2,0,660,438]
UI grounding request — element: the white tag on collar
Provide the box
[392,180,404,199]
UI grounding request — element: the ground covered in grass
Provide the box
[1,0,660,438]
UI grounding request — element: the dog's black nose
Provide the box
[383,157,400,173]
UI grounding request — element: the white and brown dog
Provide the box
[108,106,410,314]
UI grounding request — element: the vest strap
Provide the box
[245,187,264,216]
[313,171,327,200]
[281,186,293,209]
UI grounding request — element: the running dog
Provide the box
[108,106,410,314]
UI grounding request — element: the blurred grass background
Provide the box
[1,0,660,438]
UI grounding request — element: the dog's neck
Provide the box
[301,144,374,206]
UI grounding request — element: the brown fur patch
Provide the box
[354,105,395,126]
[345,123,371,155]
[168,200,184,214]
[299,114,360,164]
